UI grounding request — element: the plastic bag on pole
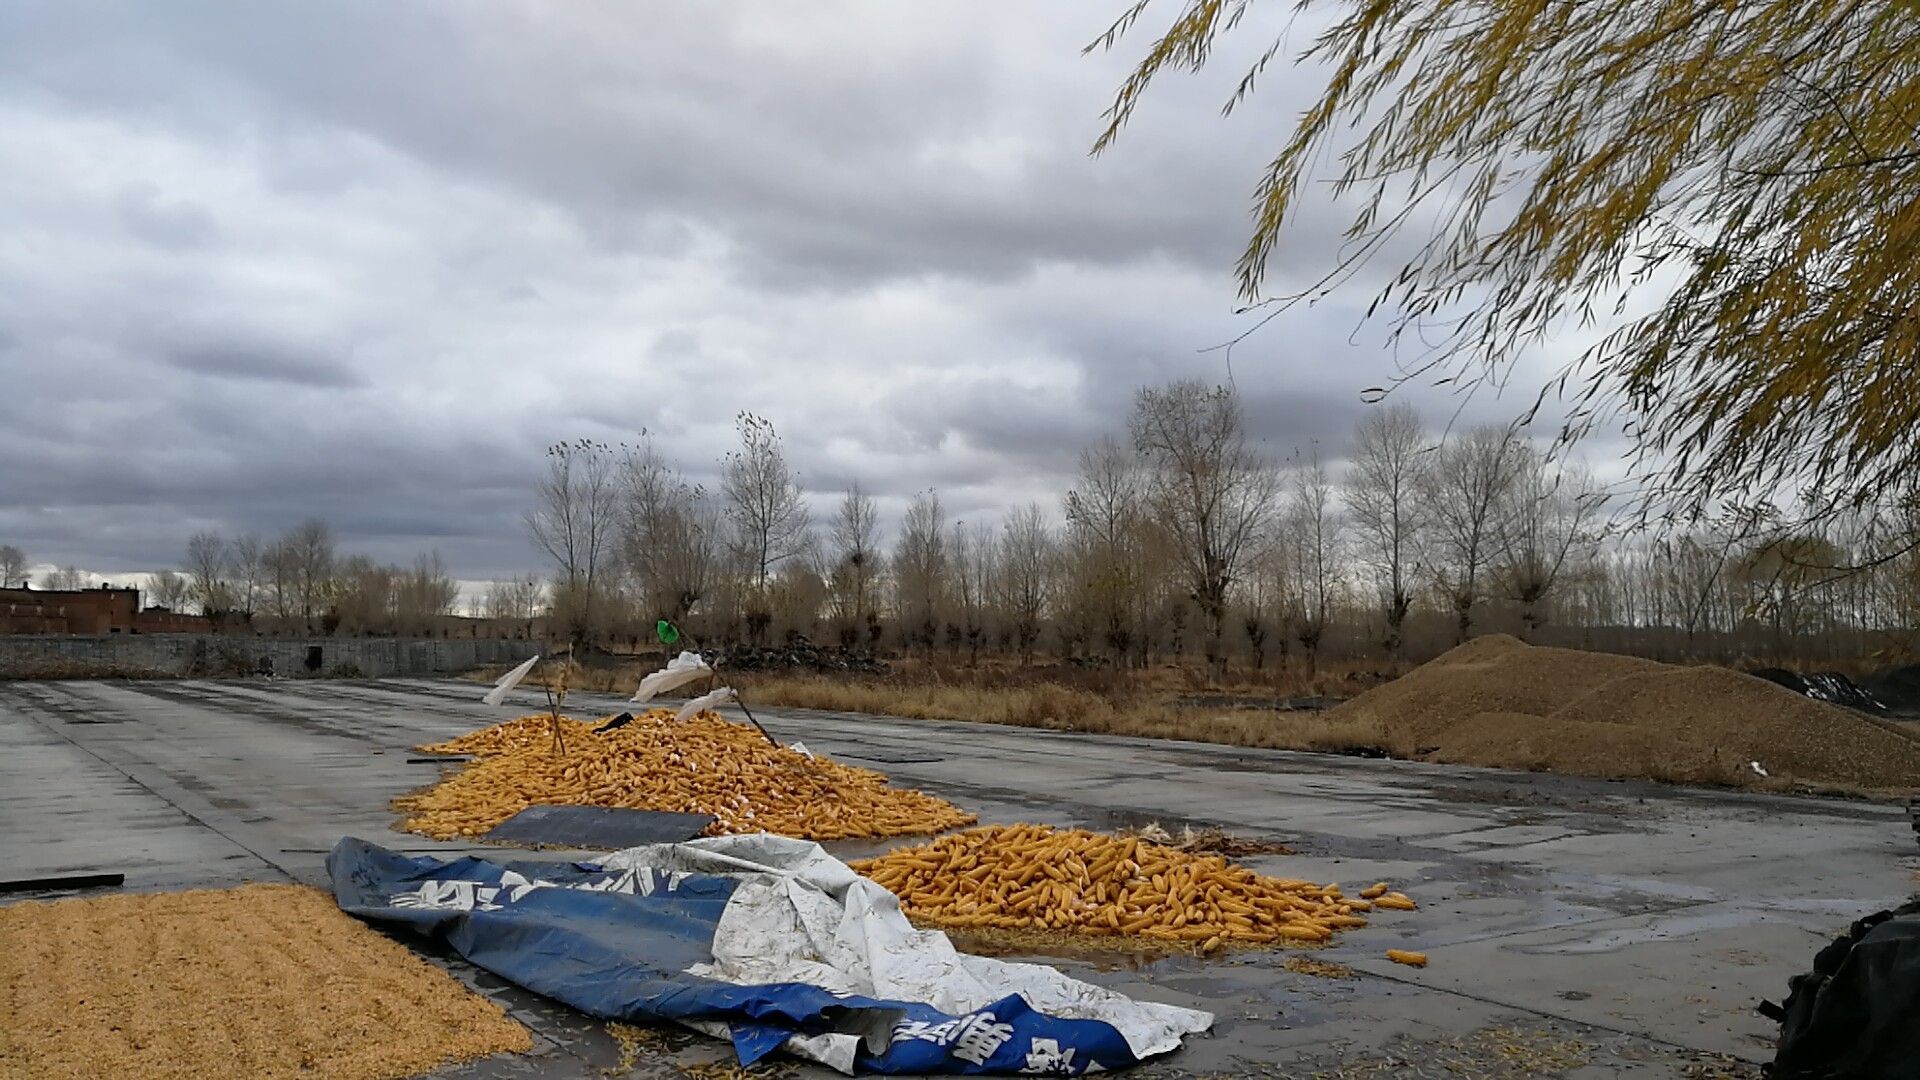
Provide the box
[482,653,542,707]
[632,650,714,704]
[676,686,738,724]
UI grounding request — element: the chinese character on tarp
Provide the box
[950,1013,1016,1065]
[892,1010,1015,1065]
[1022,1036,1078,1074]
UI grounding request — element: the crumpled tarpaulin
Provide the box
[327,835,1212,1074]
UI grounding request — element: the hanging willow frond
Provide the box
[1095,0,1920,520]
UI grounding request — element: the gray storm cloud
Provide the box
[0,1,1596,579]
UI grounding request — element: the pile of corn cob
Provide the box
[397,711,977,841]
[419,712,598,757]
[850,824,1416,952]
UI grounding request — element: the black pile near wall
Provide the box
[712,635,887,674]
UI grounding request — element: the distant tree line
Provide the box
[9,523,464,637]
[166,521,461,635]
[515,383,1920,668]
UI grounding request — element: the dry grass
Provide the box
[739,674,1391,755]
[462,655,1394,757]
[471,643,1919,797]
[468,653,1398,701]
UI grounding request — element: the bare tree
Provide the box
[330,555,395,633]
[892,490,948,651]
[1498,452,1606,639]
[483,574,547,621]
[0,545,26,588]
[1131,380,1280,670]
[1063,437,1148,663]
[827,483,881,644]
[281,518,336,628]
[1238,546,1282,670]
[621,439,720,625]
[228,533,264,617]
[1344,405,1429,656]
[43,566,88,590]
[527,440,619,646]
[184,531,232,614]
[997,503,1054,663]
[769,540,830,640]
[949,520,996,664]
[1281,451,1344,672]
[147,569,192,611]
[1426,425,1527,642]
[721,413,811,593]
[263,539,298,618]
[396,551,460,630]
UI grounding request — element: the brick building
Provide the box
[0,585,216,636]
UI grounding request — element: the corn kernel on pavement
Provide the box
[850,824,1414,951]
[398,711,977,841]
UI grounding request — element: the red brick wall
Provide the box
[0,587,211,635]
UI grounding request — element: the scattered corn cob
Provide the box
[850,825,1413,949]
[398,711,976,841]
[1385,949,1429,967]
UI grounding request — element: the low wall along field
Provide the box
[0,634,532,680]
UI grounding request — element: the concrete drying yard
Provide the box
[3,678,1916,1078]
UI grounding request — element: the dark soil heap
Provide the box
[1321,635,1920,794]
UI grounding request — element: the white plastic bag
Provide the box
[481,653,541,707]
[631,651,714,704]
[674,685,738,724]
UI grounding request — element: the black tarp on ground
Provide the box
[485,805,713,849]
[1763,899,1920,1079]
[1747,668,1888,713]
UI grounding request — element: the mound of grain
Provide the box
[1324,637,1920,793]
[1423,711,1668,779]
[419,712,598,757]
[1326,634,1663,748]
[0,883,529,1080]
[851,824,1414,952]
[399,710,977,841]
[1549,664,1920,790]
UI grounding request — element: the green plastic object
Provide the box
[656,619,681,645]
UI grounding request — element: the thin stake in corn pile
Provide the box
[399,711,976,841]
[851,825,1418,952]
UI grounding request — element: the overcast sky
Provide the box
[0,2,1608,585]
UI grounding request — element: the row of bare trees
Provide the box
[169,521,460,634]
[513,384,1614,663]
[514,381,1920,666]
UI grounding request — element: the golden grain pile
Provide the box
[0,884,529,1080]
[399,711,976,841]
[851,824,1414,951]
[420,712,598,757]
[1325,635,1920,792]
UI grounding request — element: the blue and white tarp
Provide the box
[328,835,1212,1074]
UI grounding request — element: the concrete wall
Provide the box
[0,634,534,678]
